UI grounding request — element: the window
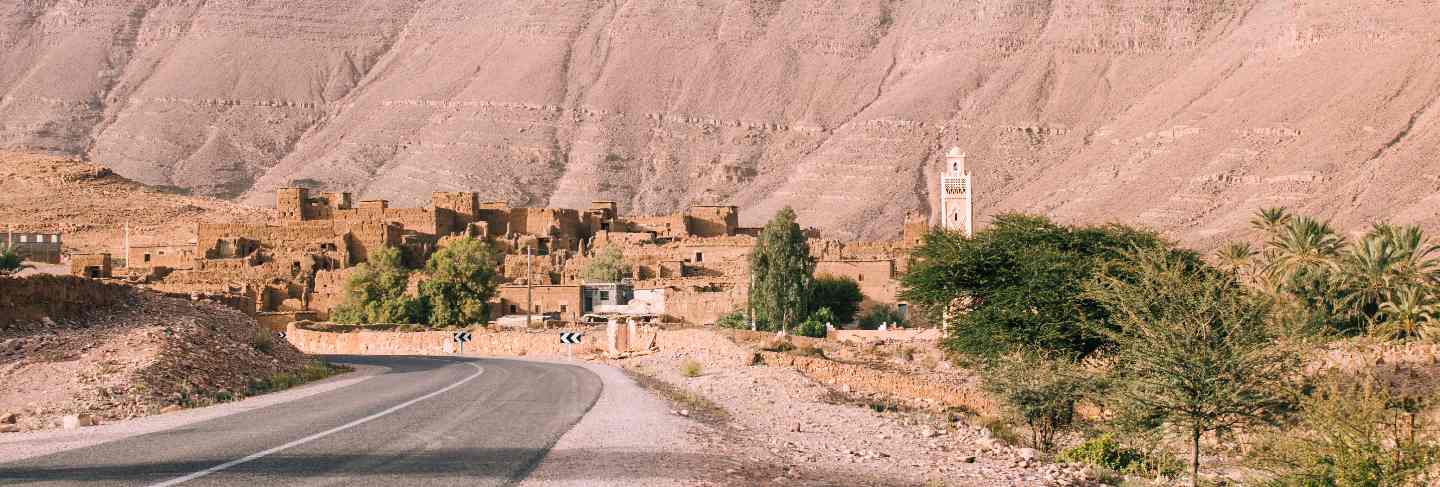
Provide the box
[17,236,26,243]
[144,254,152,263]
[50,235,58,243]
[599,291,610,301]
[858,274,864,282]
[694,252,704,263]
[533,305,540,313]
[559,305,568,314]
[509,305,518,314]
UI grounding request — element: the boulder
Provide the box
[0,412,16,424]
[0,424,18,433]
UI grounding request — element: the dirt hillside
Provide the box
[0,152,265,254]
[0,275,310,431]
[0,1,1437,247]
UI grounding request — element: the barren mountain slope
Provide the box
[1,1,1437,247]
[0,152,265,254]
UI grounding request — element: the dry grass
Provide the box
[622,366,730,426]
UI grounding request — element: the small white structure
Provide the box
[939,147,974,237]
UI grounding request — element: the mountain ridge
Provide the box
[1,0,1437,248]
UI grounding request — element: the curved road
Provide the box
[0,356,604,486]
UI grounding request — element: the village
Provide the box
[6,150,976,338]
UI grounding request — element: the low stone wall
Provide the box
[758,351,994,414]
[828,328,942,344]
[285,324,604,358]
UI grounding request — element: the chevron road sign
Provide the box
[453,331,473,354]
[558,332,582,344]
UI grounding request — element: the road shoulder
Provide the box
[516,359,721,487]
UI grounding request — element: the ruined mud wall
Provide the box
[0,275,130,330]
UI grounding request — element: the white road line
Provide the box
[146,362,485,487]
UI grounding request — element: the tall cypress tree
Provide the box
[749,207,815,331]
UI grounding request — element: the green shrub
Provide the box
[0,248,32,276]
[332,247,426,324]
[679,359,703,378]
[793,344,826,358]
[797,318,828,338]
[1059,433,1183,478]
[857,304,906,330]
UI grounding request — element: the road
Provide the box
[0,356,604,486]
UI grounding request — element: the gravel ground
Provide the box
[619,332,1104,487]
[517,359,725,487]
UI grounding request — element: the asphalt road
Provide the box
[0,356,604,486]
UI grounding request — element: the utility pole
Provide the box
[526,245,534,329]
[747,271,756,331]
[123,224,130,267]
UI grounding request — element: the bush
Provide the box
[980,350,1090,452]
[679,359,703,378]
[760,339,795,353]
[1248,371,1440,486]
[0,248,32,276]
[857,304,905,330]
[251,328,276,354]
[810,276,863,324]
[797,318,828,338]
[1059,433,1183,478]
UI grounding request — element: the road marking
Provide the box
[146,362,484,487]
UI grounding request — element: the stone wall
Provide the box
[758,351,994,414]
[285,324,603,357]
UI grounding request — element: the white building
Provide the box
[939,147,974,237]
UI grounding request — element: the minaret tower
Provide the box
[939,147,974,237]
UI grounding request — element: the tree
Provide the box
[981,349,1091,452]
[899,213,1173,360]
[809,275,863,324]
[749,207,815,332]
[581,245,627,283]
[332,247,425,324]
[0,248,32,276]
[419,238,499,326]
[1086,248,1302,487]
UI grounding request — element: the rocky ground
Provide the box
[0,279,310,432]
[615,329,1104,486]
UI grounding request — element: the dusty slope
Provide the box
[1,1,1437,247]
[0,275,310,431]
[0,152,265,254]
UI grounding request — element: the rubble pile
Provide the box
[0,276,308,432]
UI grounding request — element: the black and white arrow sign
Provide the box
[276,331,287,339]
[453,331,473,343]
[559,332,583,344]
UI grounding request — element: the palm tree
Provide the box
[1250,207,1293,233]
[1215,241,1257,282]
[1377,284,1439,340]
[1262,216,1344,284]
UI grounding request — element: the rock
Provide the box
[0,424,18,433]
[977,437,1003,451]
[1018,448,1039,461]
[160,404,184,414]
[62,413,98,429]
[978,428,994,439]
[920,426,940,438]
[0,412,16,424]
[962,455,976,463]
[678,409,690,417]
